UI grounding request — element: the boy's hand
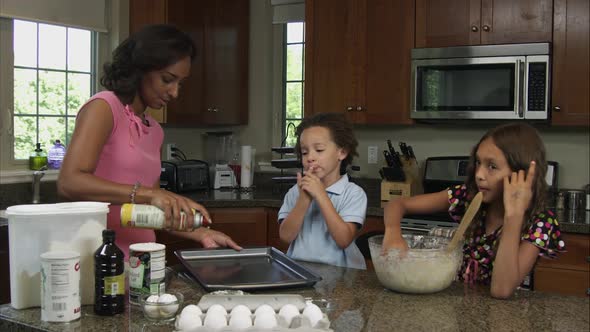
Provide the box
[503,161,535,219]
[381,233,409,255]
[299,167,325,199]
[296,172,312,202]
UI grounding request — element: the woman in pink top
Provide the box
[58,25,241,259]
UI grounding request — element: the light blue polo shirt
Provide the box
[278,174,367,270]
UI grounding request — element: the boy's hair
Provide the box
[295,113,358,175]
[101,24,196,104]
[465,122,548,223]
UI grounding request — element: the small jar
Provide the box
[556,191,565,210]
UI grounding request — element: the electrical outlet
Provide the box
[368,146,378,164]
[166,143,176,160]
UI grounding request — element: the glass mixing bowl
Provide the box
[368,234,463,294]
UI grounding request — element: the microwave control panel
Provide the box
[527,63,547,112]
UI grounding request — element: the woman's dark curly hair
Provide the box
[100,24,196,104]
[295,113,358,175]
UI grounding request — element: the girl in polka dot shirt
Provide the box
[382,123,565,299]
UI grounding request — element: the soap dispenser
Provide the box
[29,143,48,170]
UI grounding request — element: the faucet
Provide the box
[32,165,48,204]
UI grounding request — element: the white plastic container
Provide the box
[7,202,110,309]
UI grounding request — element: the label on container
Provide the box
[128,243,166,305]
[103,274,125,296]
[121,204,206,230]
[40,251,81,322]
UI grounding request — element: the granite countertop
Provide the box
[1,262,588,332]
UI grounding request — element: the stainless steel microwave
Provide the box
[411,43,550,121]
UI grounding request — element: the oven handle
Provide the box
[516,59,525,118]
[400,226,430,233]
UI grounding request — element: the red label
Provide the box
[74,262,80,271]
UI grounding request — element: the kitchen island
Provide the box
[1,262,588,332]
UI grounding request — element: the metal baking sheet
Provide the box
[175,247,322,291]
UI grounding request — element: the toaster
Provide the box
[160,160,210,192]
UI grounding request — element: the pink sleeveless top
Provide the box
[81,91,164,260]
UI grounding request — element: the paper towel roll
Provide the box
[240,145,252,188]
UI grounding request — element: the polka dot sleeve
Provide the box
[522,209,566,258]
[447,184,469,223]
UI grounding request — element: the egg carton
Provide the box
[174,294,332,331]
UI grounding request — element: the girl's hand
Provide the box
[381,233,409,255]
[148,189,212,231]
[299,168,325,199]
[503,161,536,219]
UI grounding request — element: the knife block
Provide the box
[380,159,422,207]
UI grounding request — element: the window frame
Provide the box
[0,18,98,172]
[281,22,305,148]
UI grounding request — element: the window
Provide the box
[283,22,305,147]
[11,19,95,160]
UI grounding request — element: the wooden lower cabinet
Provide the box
[156,207,268,266]
[534,233,590,297]
[267,209,289,253]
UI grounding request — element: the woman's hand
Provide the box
[503,161,536,219]
[195,228,242,251]
[299,168,325,200]
[144,188,212,231]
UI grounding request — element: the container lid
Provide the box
[41,250,80,260]
[6,201,110,216]
[129,242,166,252]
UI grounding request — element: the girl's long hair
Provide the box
[465,123,548,231]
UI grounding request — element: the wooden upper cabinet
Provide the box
[416,0,553,47]
[304,0,413,125]
[128,0,248,126]
[551,0,589,126]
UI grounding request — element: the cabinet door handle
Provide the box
[356,106,363,112]
[471,25,479,32]
[346,106,354,112]
[207,107,213,112]
[213,107,219,112]
[553,106,561,112]
[482,25,490,32]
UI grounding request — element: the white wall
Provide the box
[163,0,589,190]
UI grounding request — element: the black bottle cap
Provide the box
[35,143,42,152]
[102,229,116,241]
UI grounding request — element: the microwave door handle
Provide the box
[515,59,525,118]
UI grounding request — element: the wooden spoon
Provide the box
[446,192,483,253]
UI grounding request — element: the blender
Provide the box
[204,132,238,189]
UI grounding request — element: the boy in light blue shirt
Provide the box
[278,113,367,269]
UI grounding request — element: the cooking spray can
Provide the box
[40,251,81,322]
[120,204,211,230]
[128,242,166,305]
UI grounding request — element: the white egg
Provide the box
[229,312,252,329]
[303,303,323,327]
[230,304,251,317]
[254,304,275,317]
[180,304,203,318]
[158,293,179,316]
[279,304,300,326]
[143,295,161,317]
[204,312,227,329]
[146,295,160,303]
[253,312,277,329]
[176,313,202,330]
[207,304,228,317]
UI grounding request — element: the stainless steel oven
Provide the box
[411,43,550,121]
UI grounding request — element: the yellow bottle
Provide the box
[120,204,211,231]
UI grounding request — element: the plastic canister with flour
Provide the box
[40,251,81,322]
[128,242,166,305]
